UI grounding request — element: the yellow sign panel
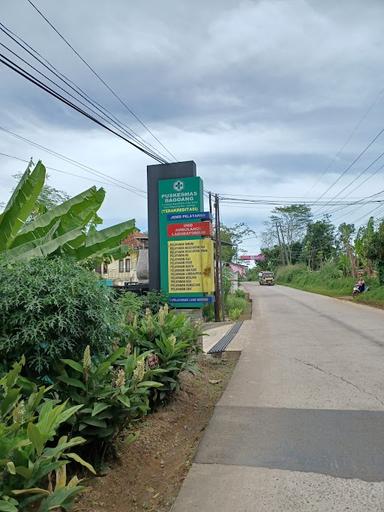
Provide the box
[168,239,214,294]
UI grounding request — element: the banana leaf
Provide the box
[83,243,130,263]
[11,187,105,248]
[0,161,46,251]
[1,221,61,261]
[74,220,135,261]
[2,227,85,262]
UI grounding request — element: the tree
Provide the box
[338,222,356,276]
[219,223,255,263]
[355,217,375,274]
[303,217,335,270]
[263,204,312,265]
[366,219,384,284]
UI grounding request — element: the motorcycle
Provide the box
[352,281,367,298]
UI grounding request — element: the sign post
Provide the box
[158,177,214,308]
[147,161,215,309]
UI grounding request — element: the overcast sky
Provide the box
[1,0,384,255]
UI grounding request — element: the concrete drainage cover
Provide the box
[207,321,243,354]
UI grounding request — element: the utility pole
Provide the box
[214,194,222,321]
[208,191,213,216]
[216,194,225,321]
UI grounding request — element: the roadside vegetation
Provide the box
[247,203,384,307]
[0,162,205,511]
[203,268,250,322]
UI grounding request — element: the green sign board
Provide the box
[159,177,213,308]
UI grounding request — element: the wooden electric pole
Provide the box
[216,195,225,321]
[214,194,224,322]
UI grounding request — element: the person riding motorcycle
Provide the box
[352,279,366,297]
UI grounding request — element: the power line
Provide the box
[26,0,177,162]
[0,52,168,163]
[0,125,147,197]
[0,21,171,162]
[0,151,146,194]
[314,149,384,215]
[350,203,384,225]
[311,125,384,208]
[305,87,384,196]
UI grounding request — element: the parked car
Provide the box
[259,271,275,286]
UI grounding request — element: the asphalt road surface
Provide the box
[172,284,384,511]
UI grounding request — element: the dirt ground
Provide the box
[74,352,239,512]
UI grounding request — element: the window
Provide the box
[103,263,108,274]
[125,258,131,272]
[118,259,124,273]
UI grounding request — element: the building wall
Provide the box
[101,252,139,285]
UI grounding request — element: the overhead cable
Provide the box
[26,0,177,162]
[0,52,168,163]
[0,125,147,197]
[0,21,171,162]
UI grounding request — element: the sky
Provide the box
[1,0,384,256]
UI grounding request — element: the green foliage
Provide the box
[124,307,202,403]
[141,290,169,314]
[119,292,144,323]
[13,169,70,221]
[277,263,356,296]
[225,293,248,320]
[222,266,232,299]
[302,217,335,270]
[263,204,311,266]
[0,257,117,377]
[0,162,46,252]
[202,304,215,321]
[118,290,169,326]
[0,359,93,512]
[0,162,135,263]
[366,219,384,284]
[56,346,160,465]
[219,223,255,263]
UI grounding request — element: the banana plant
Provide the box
[0,161,136,263]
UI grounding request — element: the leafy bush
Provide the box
[202,304,215,321]
[234,289,247,299]
[141,290,169,314]
[276,263,356,296]
[56,346,162,465]
[228,307,243,321]
[225,294,248,320]
[119,291,144,323]
[124,306,202,403]
[0,257,118,377]
[0,358,94,512]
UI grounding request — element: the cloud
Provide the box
[1,0,384,255]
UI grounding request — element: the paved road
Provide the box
[172,284,384,511]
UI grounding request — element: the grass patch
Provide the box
[276,263,384,307]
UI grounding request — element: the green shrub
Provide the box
[228,307,242,321]
[202,304,215,321]
[0,358,94,511]
[56,345,161,465]
[124,306,202,404]
[119,291,144,323]
[141,290,169,314]
[225,294,248,319]
[0,257,118,378]
[276,263,356,296]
